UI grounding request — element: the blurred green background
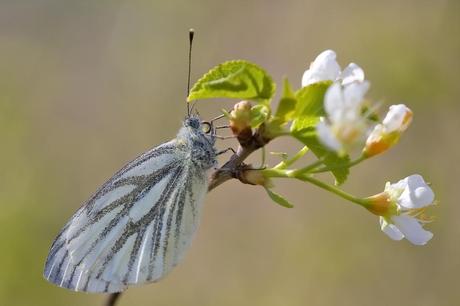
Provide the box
[1,1,459,305]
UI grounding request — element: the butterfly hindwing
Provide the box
[44,139,209,293]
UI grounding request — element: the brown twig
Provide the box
[208,128,269,191]
[104,126,270,306]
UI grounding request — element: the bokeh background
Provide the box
[1,1,459,305]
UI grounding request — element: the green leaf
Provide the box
[290,81,350,185]
[291,126,350,185]
[265,188,294,208]
[250,104,270,128]
[187,60,275,102]
[290,81,331,132]
[274,78,297,122]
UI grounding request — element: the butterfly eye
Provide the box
[201,122,212,134]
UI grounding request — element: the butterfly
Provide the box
[43,115,218,293]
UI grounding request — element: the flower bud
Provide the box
[382,104,413,133]
[238,169,273,188]
[229,100,252,135]
[364,192,397,216]
[363,124,399,157]
[363,104,412,157]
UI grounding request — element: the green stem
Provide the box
[273,146,309,170]
[262,168,296,178]
[312,155,367,173]
[260,147,266,167]
[263,168,368,207]
[297,174,368,207]
[290,159,324,176]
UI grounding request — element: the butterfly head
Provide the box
[180,115,217,170]
[181,115,216,148]
[184,116,201,129]
[184,116,215,139]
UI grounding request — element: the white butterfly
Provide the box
[44,116,217,293]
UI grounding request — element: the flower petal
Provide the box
[342,81,370,111]
[324,82,344,121]
[363,124,390,156]
[316,119,342,152]
[380,217,404,241]
[382,104,413,133]
[366,124,384,145]
[392,215,433,245]
[301,50,341,87]
[398,174,435,209]
[341,63,365,85]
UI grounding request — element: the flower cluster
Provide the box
[301,50,435,245]
[302,50,412,156]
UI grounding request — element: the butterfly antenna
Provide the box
[187,28,194,117]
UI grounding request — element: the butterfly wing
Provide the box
[44,139,209,293]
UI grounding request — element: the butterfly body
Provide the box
[44,116,217,293]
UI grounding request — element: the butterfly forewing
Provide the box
[44,125,213,293]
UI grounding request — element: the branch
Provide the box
[104,127,270,306]
[209,125,272,190]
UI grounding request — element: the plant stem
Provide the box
[261,168,295,178]
[262,168,368,208]
[290,159,324,176]
[311,155,367,173]
[273,146,309,170]
[296,174,368,207]
[208,128,270,191]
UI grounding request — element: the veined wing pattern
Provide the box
[44,135,211,293]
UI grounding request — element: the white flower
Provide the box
[302,50,365,87]
[381,104,412,133]
[364,104,413,157]
[379,174,435,245]
[316,81,371,154]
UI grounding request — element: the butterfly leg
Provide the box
[216,147,236,156]
[214,135,237,140]
[209,109,233,123]
[210,114,226,123]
